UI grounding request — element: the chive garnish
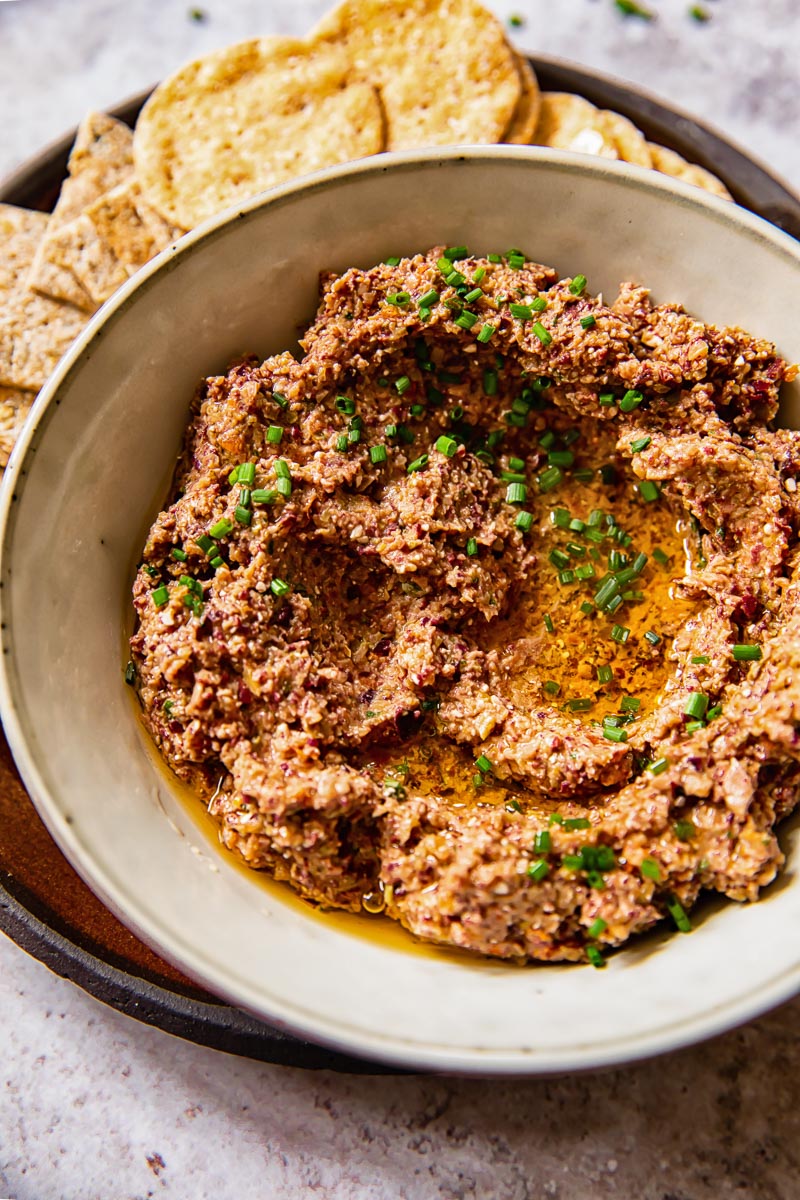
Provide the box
[348,429,361,445]
[435,435,458,457]
[510,303,533,320]
[477,323,496,344]
[619,389,644,413]
[407,454,428,473]
[599,393,616,407]
[630,435,651,453]
[466,537,479,557]
[674,820,695,840]
[566,698,593,712]
[604,726,628,743]
[234,505,252,526]
[270,578,290,597]
[544,613,555,633]
[196,534,215,554]
[370,444,388,465]
[444,245,469,261]
[418,289,439,308]
[543,680,561,696]
[610,624,630,644]
[532,322,552,346]
[580,315,596,330]
[538,466,563,492]
[644,630,661,646]
[684,692,709,720]
[667,899,692,933]
[277,477,292,498]
[238,462,256,485]
[395,376,411,395]
[124,661,136,685]
[385,256,401,266]
[638,480,660,502]
[336,434,349,451]
[534,830,552,853]
[386,291,410,306]
[587,918,607,938]
[209,518,233,539]
[515,510,533,532]
[210,555,224,570]
[732,644,762,661]
[640,857,662,881]
[647,757,669,775]
[527,859,550,882]
[475,754,493,774]
[597,665,613,684]
[563,817,591,830]
[252,489,277,505]
[569,274,587,295]
[691,654,710,665]
[266,425,283,444]
[455,311,479,330]
[506,482,527,504]
[620,697,640,712]
[272,391,288,408]
[335,396,356,414]
[171,548,188,562]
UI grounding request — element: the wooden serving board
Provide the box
[1,56,798,1072]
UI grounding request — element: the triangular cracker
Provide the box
[0,204,88,391]
[0,385,35,469]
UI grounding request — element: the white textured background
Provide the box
[2,1,800,1198]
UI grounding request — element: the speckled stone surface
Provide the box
[1,2,800,1197]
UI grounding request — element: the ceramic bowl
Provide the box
[2,147,800,1074]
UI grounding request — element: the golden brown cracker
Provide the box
[0,205,88,391]
[503,53,542,145]
[649,143,732,200]
[533,92,618,158]
[133,36,385,230]
[310,0,521,151]
[598,109,652,168]
[0,386,35,469]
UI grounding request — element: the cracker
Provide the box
[28,112,135,307]
[649,143,732,201]
[133,36,386,230]
[310,0,521,150]
[0,386,35,469]
[533,92,618,158]
[26,180,180,310]
[503,53,541,145]
[598,109,652,168]
[0,205,88,391]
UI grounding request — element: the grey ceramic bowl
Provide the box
[2,147,799,1074]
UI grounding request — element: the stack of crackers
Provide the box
[0,0,731,469]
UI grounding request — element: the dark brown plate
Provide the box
[1,55,798,1074]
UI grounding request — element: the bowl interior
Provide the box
[3,148,800,1073]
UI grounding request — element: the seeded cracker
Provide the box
[134,36,385,230]
[0,205,87,392]
[27,113,134,310]
[0,386,34,469]
[33,179,180,310]
[649,143,732,200]
[503,53,541,145]
[533,93,619,158]
[310,0,521,150]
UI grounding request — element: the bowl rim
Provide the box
[2,144,800,1074]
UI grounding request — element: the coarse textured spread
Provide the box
[130,246,800,964]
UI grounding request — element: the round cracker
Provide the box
[533,92,618,159]
[649,143,732,201]
[310,0,521,150]
[503,53,542,145]
[598,109,652,168]
[133,37,385,230]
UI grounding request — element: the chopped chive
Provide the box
[252,488,277,505]
[620,696,641,712]
[477,323,497,344]
[532,321,552,346]
[506,482,527,504]
[487,252,502,263]
[335,395,356,414]
[638,480,661,502]
[630,435,651,453]
[619,389,644,413]
[445,271,465,287]
[527,859,550,882]
[653,547,670,566]
[569,517,585,532]
[509,303,533,320]
[534,830,552,854]
[647,757,669,775]
[385,256,401,266]
[559,570,575,585]
[684,692,709,720]
[691,654,710,665]
[604,726,628,742]
[195,534,215,554]
[348,428,362,445]
[171,548,188,562]
[640,857,662,882]
[550,507,571,529]
[569,274,587,295]
[565,540,585,558]
[272,391,288,409]
[539,430,556,450]
[266,425,283,445]
[124,661,136,686]
[597,665,613,684]
[548,449,575,468]
[580,315,596,330]
[444,245,469,261]
[210,556,224,570]
[599,393,616,407]
[449,405,464,422]
[386,291,410,306]
[563,817,591,830]
[475,754,493,774]
[574,468,597,483]
[667,899,692,933]
[587,918,607,938]
[586,945,606,969]
[238,462,256,485]
[407,455,428,473]
[538,466,564,493]
[508,456,525,471]
[370,444,388,465]
[143,564,158,578]
[631,552,648,575]
[599,464,617,485]
[152,585,169,608]
[594,576,620,609]
[732,644,762,661]
[610,624,630,644]
[455,310,479,330]
[270,578,290,597]
[418,289,439,308]
[543,680,561,696]
[707,704,723,720]
[277,477,292,498]
[434,435,458,458]
[615,0,654,15]
[549,548,571,570]
[395,375,411,395]
[685,720,706,734]
[235,505,252,526]
[336,434,349,451]
[544,613,555,633]
[644,630,661,646]
[466,537,479,557]
[482,369,498,397]
[580,601,594,615]
[566,698,593,712]
[209,518,233,539]
[575,563,595,581]
[274,459,290,479]
[463,287,483,303]
[674,819,695,841]
[515,510,533,532]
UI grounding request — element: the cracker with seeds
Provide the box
[34,179,180,310]
[0,386,35,469]
[28,113,135,309]
[533,92,620,158]
[649,142,732,200]
[0,205,88,392]
[134,36,386,231]
[310,0,521,150]
[503,53,541,145]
